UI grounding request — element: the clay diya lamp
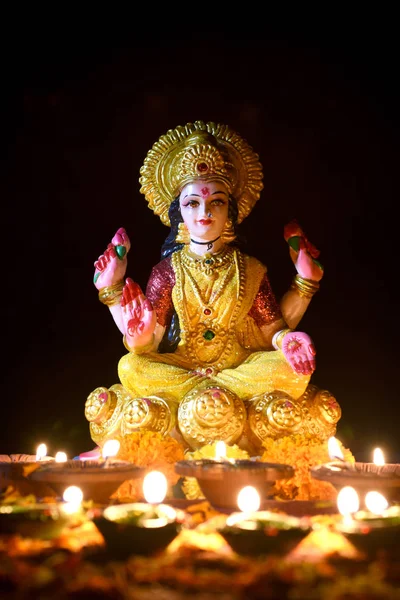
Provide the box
[90,471,186,559]
[91,501,185,559]
[214,485,311,555]
[28,458,146,505]
[0,448,56,497]
[310,440,400,507]
[218,510,311,556]
[335,487,400,558]
[0,502,71,539]
[310,462,400,506]
[175,458,294,511]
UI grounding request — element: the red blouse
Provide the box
[145,254,282,329]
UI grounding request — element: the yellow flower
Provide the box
[182,442,249,500]
[110,431,185,502]
[260,434,355,501]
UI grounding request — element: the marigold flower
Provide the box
[110,431,185,502]
[260,434,355,501]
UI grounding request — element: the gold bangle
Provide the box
[291,274,320,299]
[123,334,155,354]
[272,328,292,350]
[98,281,124,306]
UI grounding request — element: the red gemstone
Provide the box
[204,308,212,315]
[197,162,208,173]
[205,368,213,376]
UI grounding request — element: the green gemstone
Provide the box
[203,330,215,341]
[288,236,301,251]
[115,245,127,259]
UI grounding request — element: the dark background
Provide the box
[2,27,399,461]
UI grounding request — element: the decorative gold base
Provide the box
[85,384,176,447]
[177,384,247,449]
[84,381,341,453]
[121,395,176,437]
[246,384,341,450]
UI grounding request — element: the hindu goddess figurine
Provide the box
[84,121,341,454]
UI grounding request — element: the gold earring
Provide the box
[221,219,236,243]
[176,222,190,244]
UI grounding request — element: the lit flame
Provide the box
[143,470,168,504]
[55,451,67,463]
[365,491,388,515]
[63,485,83,504]
[337,486,359,517]
[35,443,47,461]
[373,448,385,466]
[215,441,226,460]
[237,486,260,513]
[62,485,83,514]
[327,436,344,461]
[102,439,120,459]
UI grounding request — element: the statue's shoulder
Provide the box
[149,255,174,282]
[236,249,267,276]
[153,255,173,269]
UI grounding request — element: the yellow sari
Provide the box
[118,245,310,404]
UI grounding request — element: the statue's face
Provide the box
[179,180,229,241]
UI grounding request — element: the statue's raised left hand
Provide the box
[281,331,316,375]
[284,220,324,282]
[121,278,157,350]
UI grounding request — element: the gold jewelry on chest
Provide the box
[178,246,237,308]
[172,246,247,370]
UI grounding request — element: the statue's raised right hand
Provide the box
[93,227,131,290]
[121,278,157,351]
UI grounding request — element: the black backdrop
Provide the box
[2,29,399,460]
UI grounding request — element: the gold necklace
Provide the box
[181,245,233,277]
[172,248,246,371]
[181,258,235,308]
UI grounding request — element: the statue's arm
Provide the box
[280,287,315,330]
[248,272,288,346]
[250,266,317,376]
[280,219,324,329]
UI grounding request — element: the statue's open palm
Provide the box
[121,278,157,349]
[281,331,316,376]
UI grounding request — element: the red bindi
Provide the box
[200,186,210,198]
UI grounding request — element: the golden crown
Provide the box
[139,121,264,226]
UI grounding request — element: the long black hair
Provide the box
[160,196,184,260]
[157,194,245,353]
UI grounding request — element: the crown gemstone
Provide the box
[197,162,208,173]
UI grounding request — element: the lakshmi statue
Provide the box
[84,121,341,454]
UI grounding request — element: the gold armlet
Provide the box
[98,281,124,306]
[291,274,320,299]
[123,334,155,354]
[272,328,293,350]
